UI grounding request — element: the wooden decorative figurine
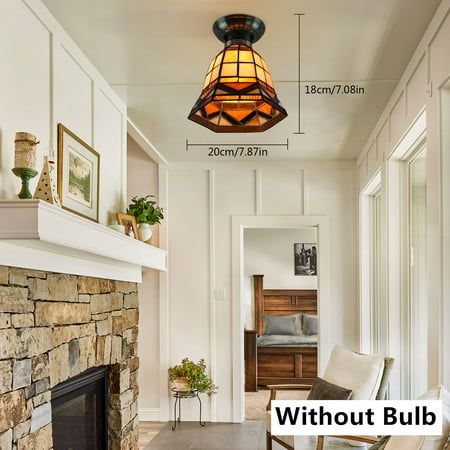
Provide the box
[34,156,61,206]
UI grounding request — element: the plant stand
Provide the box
[171,388,206,431]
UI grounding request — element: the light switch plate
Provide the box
[214,288,225,301]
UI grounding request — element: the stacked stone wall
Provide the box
[0,266,139,450]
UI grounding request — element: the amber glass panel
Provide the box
[261,58,269,71]
[265,72,274,88]
[221,63,237,77]
[258,103,273,115]
[256,66,266,82]
[253,53,263,67]
[206,59,214,73]
[239,50,254,63]
[239,64,256,77]
[203,72,211,88]
[224,50,238,62]
[210,67,220,82]
[214,53,223,67]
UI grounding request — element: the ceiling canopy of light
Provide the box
[188,14,288,133]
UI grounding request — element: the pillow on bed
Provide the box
[303,314,318,335]
[263,313,302,335]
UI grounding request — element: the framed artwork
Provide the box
[57,124,100,222]
[116,213,139,240]
[294,243,317,276]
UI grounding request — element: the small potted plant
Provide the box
[168,358,218,395]
[127,195,164,243]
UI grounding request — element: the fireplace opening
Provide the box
[51,367,108,450]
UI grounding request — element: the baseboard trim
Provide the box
[138,408,161,421]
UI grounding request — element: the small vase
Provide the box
[138,223,152,243]
[108,224,125,234]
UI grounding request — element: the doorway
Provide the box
[231,215,330,422]
[242,227,319,420]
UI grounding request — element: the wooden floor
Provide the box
[139,421,360,450]
[139,422,167,449]
[141,421,267,450]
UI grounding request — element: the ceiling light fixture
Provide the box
[188,14,288,133]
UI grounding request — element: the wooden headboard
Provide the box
[253,274,317,335]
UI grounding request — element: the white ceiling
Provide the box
[43,0,441,162]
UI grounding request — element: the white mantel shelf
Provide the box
[0,200,167,282]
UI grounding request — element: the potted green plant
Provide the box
[127,195,164,243]
[168,358,218,395]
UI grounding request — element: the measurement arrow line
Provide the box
[187,143,288,147]
[185,138,289,149]
[294,13,306,135]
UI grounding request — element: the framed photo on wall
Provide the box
[116,213,139,240]
[294,243,317,276]
[57,124,100,222]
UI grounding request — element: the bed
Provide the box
[244,274,318,391]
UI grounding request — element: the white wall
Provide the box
[357,0,450,398]
[0,0,127,224]
[243,227,317,330]
[127,136,161,420]
[162,161,356,422]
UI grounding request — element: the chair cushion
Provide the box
[419,385,450,450]
[307,377,352,400]
[384,436,425,450]
[382,385,450,450]
[322,346,385,400]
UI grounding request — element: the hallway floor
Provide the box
[139,422,167,449]
[140,420,363,449]
[142,421,267,450]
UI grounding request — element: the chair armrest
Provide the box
[329,435,380,444]
[315,435,380,450]
[265,384,312,410]
[267,384,312,390]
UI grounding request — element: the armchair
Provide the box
[265,345,394,450]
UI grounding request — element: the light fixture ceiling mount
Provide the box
[188,14,288,133]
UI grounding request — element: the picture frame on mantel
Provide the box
[57,123,100,222]
[116,213,140,240]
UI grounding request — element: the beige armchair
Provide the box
[265,345,394,450]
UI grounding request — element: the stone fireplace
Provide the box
[0,265,139,450]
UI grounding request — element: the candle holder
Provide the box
[12,167,38,199]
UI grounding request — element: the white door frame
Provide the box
[359,171,382,354]
[231,215,330,422]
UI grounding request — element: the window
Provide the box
[359,173,382,355]
[369,190,382,354]
[407,148,427,399]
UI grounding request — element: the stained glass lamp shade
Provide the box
[188,14,287,133]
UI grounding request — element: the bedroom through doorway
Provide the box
[242,227,319,420]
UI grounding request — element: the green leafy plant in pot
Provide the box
[127,195,164,243]
[168,358,218,395]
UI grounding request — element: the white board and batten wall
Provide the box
[127,136,162,421]
[0,0,127,224]
[356,0,450,398]
[164,162,357,422]
[243,227,318,330]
